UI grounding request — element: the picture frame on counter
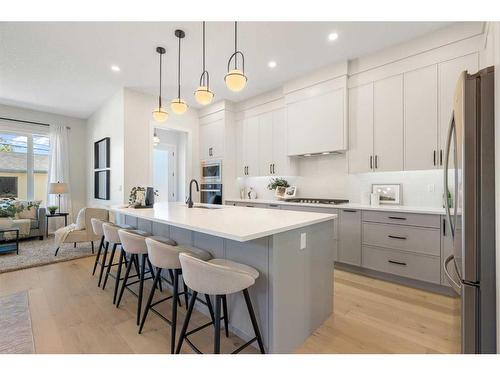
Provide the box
[371,184,402,205]
[275,185,297,199]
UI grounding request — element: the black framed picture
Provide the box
[94,170,110,200]
[94,137,110,169]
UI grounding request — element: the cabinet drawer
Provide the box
[362,222,440,256]
[362,210,440,228]
[362,245,441,284]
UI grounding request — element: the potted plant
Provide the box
[267,177,290,191]
[0,201,23,229]
[48,205,59,215]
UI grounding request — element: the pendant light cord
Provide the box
[177,34,181,99]
[202,21,206,77]
[159,51,162,108]
[234,21,238,69]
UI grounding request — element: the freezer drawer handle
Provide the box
[388,260,407,266]
[343,209,357,213]
[443,254,461,294]
[388,235,407,240]
[388,216,407,220]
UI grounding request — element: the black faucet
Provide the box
[186,179,199,208]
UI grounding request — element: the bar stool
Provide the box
[90,218,109,278]
[116,229,157,325]
[139,237,213,353]
[176,253,265,354]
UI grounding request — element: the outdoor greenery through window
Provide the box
[0,131,50,205]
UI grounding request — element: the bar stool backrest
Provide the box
[145,237,181,269]
[91,218,107,237]
[102,222,122,244]
[179,253,255,295]
[118,229,149,254]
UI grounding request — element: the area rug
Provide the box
[0,237,95,274]
[0,291,35,353]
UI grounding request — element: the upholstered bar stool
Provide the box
[139,237,212,353]
[176,253,265,354]
[116,229,158,325]
[90,218,109,278]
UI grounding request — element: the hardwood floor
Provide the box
[0,256,461,354]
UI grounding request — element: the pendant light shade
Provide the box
[225,22,247,92]
[195,22,214,105]
[152,46,168,122]
[172,29,188,115]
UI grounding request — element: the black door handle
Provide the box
[388,235,407,240]
[388,260,407,266]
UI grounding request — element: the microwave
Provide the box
[201,160,222,183]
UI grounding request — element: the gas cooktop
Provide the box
[285,198,349,205]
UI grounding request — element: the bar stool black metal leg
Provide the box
[147,258,163,292]
[91,241,94,254]
[214,295,221,354]
[102,243,117,290]
[171,269,179,354]
[92,236,104,275]
[113,247,125,305]
[168,269,181,307]
[133,256,140,276]
[137,254,147,325]
[175,290,198,354]
[98,241,109,287]
[138,266,161,334]
[205,294,215,323]
[243,289,265,354]
[116,253,134,308]
[222,295,229,337]
[182,280,189,308]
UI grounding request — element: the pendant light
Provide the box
[152,47,168,122]
[225,21,247,92]
[171,29,188,115]
[194,22,214,105]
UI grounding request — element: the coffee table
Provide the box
[0,226,20,255]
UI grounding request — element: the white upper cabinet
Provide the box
[404,65,438,170]
[348,83,374,174]
[235,119,245,177]
[438,53,478,166]
[373,74,404,172]
[286,78,347,156]
[199,119,224,160]
[243,116,260,177]
[270,108,291,175]
[258,111,274,175]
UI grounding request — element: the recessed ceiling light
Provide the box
[328,32,338,41]
[268,60,277,69]
[111,65,121,72]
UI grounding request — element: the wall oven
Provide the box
[201,160,222,184]
[200,184,222,205]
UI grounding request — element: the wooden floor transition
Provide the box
[0,256,461,354]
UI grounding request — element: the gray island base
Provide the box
[115,211,335,353]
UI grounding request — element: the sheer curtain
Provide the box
[46,124,72,227]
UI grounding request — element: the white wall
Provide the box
[86,90,125,207]
[0,103,87,218]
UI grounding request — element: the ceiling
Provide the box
[0,22,452,119]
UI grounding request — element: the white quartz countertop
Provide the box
[225,198,446,215]
[112,202,337,242]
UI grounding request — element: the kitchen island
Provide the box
[112,202,337,353]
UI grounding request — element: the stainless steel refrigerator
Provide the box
[443,66,496,354]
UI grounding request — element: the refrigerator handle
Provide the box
[443,254,462,294]
[443,112,456,238]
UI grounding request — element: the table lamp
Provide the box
[49,182,69,214]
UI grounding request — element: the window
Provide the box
[0,130,50,205]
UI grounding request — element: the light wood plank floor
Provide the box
[0,256,460,354]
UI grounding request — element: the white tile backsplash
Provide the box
[236,153,446,208]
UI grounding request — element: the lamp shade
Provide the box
[49,182,69,194]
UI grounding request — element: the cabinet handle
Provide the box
[270,164,272,174]
[388,260,407,266]
[433,150,436,166]
[247,166,249,175]
[343,209,357,213]
[370,155,373,169]
[269,204,279,208]
[388,216,406,220]
[272,163,275,174]
[375,155,378,169]
[443,218,446,236]
[388,235,407,240]
[209,147,212,157]
[440,150,443,166]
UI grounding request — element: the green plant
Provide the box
[267,177,290,191]
[0,201,23,218]
[48,205,59,214]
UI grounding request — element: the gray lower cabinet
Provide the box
[338,209,361,266]
[441,214,456,286]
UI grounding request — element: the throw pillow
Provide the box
[15,200,42,220]
[75,208,86,230]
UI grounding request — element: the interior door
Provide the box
[373,74,404,171]
[348,83,374,173]
[404,65,438,170]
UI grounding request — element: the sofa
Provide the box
[0,199,46,240]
